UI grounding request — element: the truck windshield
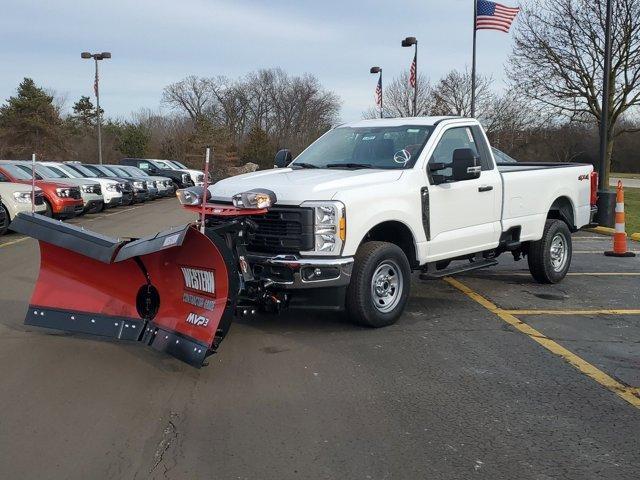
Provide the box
[68,164,97,177]
[122,166,149,177]
[108,166,132,178]
[169,160,187,169]
[291,125,433,170]
[54,165,81,178]
[152,160,176,170]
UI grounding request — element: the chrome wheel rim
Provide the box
[371,260,403,313]
[550,232,568,272]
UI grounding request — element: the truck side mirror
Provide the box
[274,149,292,168]
[451,148,481,182]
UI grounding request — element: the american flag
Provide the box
[476,0,520,33]
[409,52,416,88]
[375,75,382,108]
[94,69,99,97]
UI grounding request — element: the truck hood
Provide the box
[209,168,403,205]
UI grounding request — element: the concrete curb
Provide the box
[587,227,640,242]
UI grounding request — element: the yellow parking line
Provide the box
[443,277,640,409]
[0,237,29,249]
[502,309,640,316]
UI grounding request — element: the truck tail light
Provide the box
[590,171,599,206]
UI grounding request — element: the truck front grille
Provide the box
[34,192,44,205]
[247,207,314,254]
[69,188,82,200]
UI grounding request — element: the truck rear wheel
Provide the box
[346,241,411,328]
[527,219,572,284]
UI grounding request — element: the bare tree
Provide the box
[508,0,640,184]
[161,75,214,121]
[363,71,432,119]
[431,69,493,118]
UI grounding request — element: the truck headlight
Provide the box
[232,189,276,209]
[13,191,33,203]
[133,181,144,189]
[301,201,346,256]
[56,187,72,198]
[106,183,118,192]
[181,174,190,184]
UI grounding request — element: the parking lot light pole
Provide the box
[81,51,111,165]
[370,67,382,118]
[595,0,617,227]
[401,37,418,116]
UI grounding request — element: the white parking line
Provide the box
[0,237,29,249]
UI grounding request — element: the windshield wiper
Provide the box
[326,163,372,169]
[291,162,320,169]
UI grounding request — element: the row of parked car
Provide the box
[0,158,209,235]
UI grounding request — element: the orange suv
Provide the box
[0,162,84,219]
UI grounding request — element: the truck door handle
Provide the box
[478,185,493,192]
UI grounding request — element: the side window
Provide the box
[471,125,493,171]
[138,162,150,171]
[429,127,480,178]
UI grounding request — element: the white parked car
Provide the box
[153,159,209,186]
[0,179,47,235]
[42,162,124,208]
[206,117,597,326]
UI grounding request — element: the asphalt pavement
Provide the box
[0,199,639,479]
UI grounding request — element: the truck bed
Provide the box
[498,162,593,242]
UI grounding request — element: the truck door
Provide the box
[425,125,501,259]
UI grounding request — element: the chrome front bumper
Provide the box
[247,254,354,289]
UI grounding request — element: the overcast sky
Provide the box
[1,0,519,122]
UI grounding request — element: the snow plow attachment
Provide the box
[11,213,238,367]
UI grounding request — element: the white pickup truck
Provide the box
[209,117,598,327]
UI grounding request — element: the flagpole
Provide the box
[94,58,103,165]
[471,0,477,118]
[413,43,418,116]
[380,70,383,118]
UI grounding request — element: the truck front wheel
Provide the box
[346,241,411,328]
[527,219,572,284]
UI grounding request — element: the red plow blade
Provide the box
[12,213,237,367]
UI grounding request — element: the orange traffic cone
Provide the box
[605,180,636,258]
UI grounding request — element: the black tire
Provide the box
[0,204,9,235]
[346,241,411,328]
[527,219,572,284]
[43,199,53,218]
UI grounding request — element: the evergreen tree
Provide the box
[242,125,274,169]
[0,78,67,157]
[70,96,102,129]
[107,121,151,158]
